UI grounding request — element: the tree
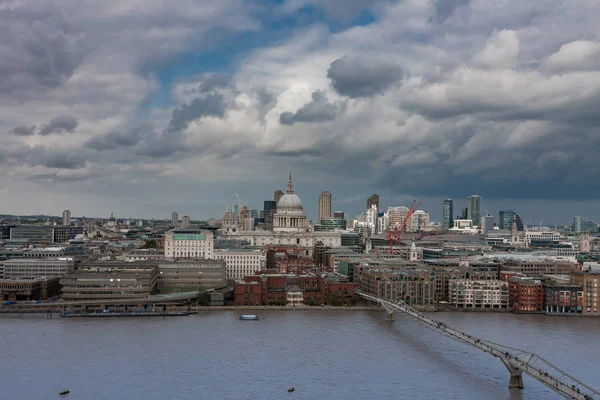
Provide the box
[139,240,157,249]
[330,292,342,306]
[196,292,211,306]
[304,298,315,306]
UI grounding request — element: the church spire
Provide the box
[287,173,294,194]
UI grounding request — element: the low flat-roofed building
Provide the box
[0,277,60,301]
[157,259,226,292]
[3,257,75,279]
[123,249,165,262]
[60,261,158,302]
[10,225,54,245]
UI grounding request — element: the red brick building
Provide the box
[234,273,354,306]
[274,254,315,274]
[508,277,544,312]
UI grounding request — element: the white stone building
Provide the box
[214,248,266,279]
[164,230,214,259]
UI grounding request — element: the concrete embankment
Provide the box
[181,305,380,311]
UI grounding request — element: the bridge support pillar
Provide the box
[386,311,395,321]
[501,358,524,389]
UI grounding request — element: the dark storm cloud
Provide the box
[10,125,36,136]
[85,125,150,151]
[0,6,84,96]
[37,116,78,136]
[167,94,227,133]
[279,90,347,125]
[327,56,404,98]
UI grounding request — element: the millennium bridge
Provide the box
[357,291,600,400]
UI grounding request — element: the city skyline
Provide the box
[1,1,600,224]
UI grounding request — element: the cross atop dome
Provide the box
[287,173,294,194]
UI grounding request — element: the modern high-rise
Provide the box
[467,195,481,227]
[481,215,495,234]
[274,190,284,203]
[442,200,453,230]
[62,210,71,226]
[318,191,332,223]
[573,216,598,233]
[367,194,379,210]
[171,212,179,227]
[181,216,191,228]
[499,210,524,231]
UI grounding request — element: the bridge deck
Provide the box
[357,291,600,400]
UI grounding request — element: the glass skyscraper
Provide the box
[573,216,598,233]
[443,199,453,230]
[499,210,524,231]
[467,195,481,227]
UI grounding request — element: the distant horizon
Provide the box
[1,1,600,230]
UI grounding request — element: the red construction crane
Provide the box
[388,200,421,253]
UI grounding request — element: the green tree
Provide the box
[196,292,211,306]
[330,292,342,306]
[139,240,157,249]
[304,298,315,306]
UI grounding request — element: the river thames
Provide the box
[1,311,598,399]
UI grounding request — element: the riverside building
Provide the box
[164,229,214,259]
[2,258,75,279]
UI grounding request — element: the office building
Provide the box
[214,248,266,279]
[367,194,379,210]
[334,211,345,219]
[171,212,179,227]
[573,216,598,233]
[467,195,481,227]
[52,226,84,243]
[318,191,332,223]
[61,262,158,301]
[409,210,429,232]
[480,215,495,234]
[10,226,54,245]
[62,210,71,226]
[0,277,60,301]
[181,216,191,228]
[3,258,75,279]
[274,189,284,203]
[164,229,215,259]
[442,200,453,230]
[157,259,227,292]
[499,210,524,231]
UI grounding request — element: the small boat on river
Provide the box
[239,314,260,320]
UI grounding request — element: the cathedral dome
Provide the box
[277,193,303,210]
[276,173,304,212]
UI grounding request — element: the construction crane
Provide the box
[388,200,421,254]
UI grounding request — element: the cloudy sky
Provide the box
[1,0,599,225]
